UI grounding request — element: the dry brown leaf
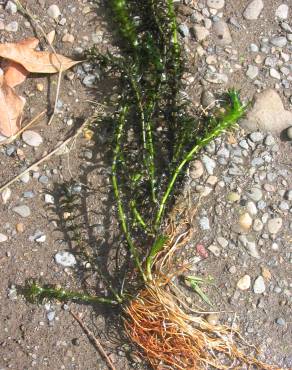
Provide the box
[0,39,81,74]
[46,30,56,45]
[0,69,25,137]
[1,38,39,87]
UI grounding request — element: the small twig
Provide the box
[0,119,89,193]
[69,310,117,370]
[47,66,63,126]
[0,110,46,146]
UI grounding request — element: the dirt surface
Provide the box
[0,1,291,369]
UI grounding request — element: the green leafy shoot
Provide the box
[185,275,214,307]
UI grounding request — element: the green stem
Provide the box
[112,105,146,281]
[154,92,246,229]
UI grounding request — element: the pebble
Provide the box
[239,212,253,231]
[275,318,285,326]
[267,218,282,234]
[285,190,292,201]
[269,68,281,80]
[13,205,31,218]
[207,0,224,9]
[39,175,49,184]
[5,1,17,14]
[201,155,216,175]
[0,233,8,243]
[16,223,25,233]
[47,311,55,321]
[35,234,46,243]
[82,74,96,87]
[20,172,30,184]
[286,126,292,140]
[199,216,210,230]
[253,218,263,232]
[22,130,43,147]
[243,0,264,20]
[1,188,11,204]
[249,43,259,52]
[227,192,240,202]
[213,21,232,45]
[237,275,251,290]
[192,25,210,41]
[250,132,263,142]
[190,160,204,179]
[55,251,76,267]
[44,194,54,204]
[264,134,275,146]
[206,313,219,325]
[178,24,190,38]
[253,276,266,294]
[5,21,18,32]
[23,191,35,198]
[275,4,289,19]
[201,90,215,108]
[208,244,220,256]
[47,4,61,19]
[239,235,260,259]
[247,201,257,215]
[246,65,259,79]
[270,36,287,48]
[247,187,263,202]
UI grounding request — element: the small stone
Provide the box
[237,275,251,290]
[16,223,25,233]
[281,22,292,33]
[5,1,17,14]
[199,216,210,230]
[206,55,217,65]
[239,235,260,258]
[275,4,289,19]
[247,201,257,215]
[207,0,224,9]
[55,251,76,267]
[264,134,275,146]
[20,172,30,184]
[47,311,55,321]
[270,68,281,80]
[286,126,292,140]
[253,218,263,232]
[201,155,216,175]
[249,132,263,142]
[47,4,61,19]
[249,43,259,52]
[246,65,259,79]
[267,218,282,234]
[178,24,190,38]
[201,90,216,108]
[208,244,220,257]
[39,175,49,184]
[247,187,263,202]
[270,36,287,48]
[227,192,240,202]
[45,194,54,204]
[243,0,264,20]
[82,74,96,87]
[1,188,11,204]
[275,318,285,326]
[284,190,292,201]
[190,160,204,179]
[5,21,18,32]
[206,313,219,325]
[62,33,75,43]
[22,130,43,147]
[213,20,232,45]
[239,212,253,231]
[279,201,289,211]
[253,276,265,294]
[35,234,46,243]
[192,25,210,41]
[23,191,35,198]
[36,83,44,92]
[13,205,31,218]
[0,233,8,243]
[261,267,272,280]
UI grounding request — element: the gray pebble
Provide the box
[178,24,190,38]
[281,22,292,32]
[39,175,49,184]
[276,318,285,326]
[247,187,263,202]
[250,132,264,142]
[243,0,264,20]
[202,154,216,174]
[270,36,287,48]
[199,216,210,230]
[249,43,259,52]
[201,90,215,108]
[5,21,18,32]
[47,4,61,19]
[275,4,289,19]
[6,146,16,156]
[246,65,259,79]
[55,251,76,267]
[213,20,232,45]
[279,201,289,211]
[23,191,35,198]
[192,25,210,41]
[13,205,31,218]
[47,311,55,321]
[264,134,275,146]
[253,276,266,294]
[83,74,96,87]
[204,71,228,84]
[5,1,17,14]
[22,130,43,147]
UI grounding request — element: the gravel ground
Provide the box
[0,0,291,369]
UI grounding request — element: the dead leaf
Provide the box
[46,30,56,45]
[0,69,25,137]
[1,38,39,87]
[0,39,81,74]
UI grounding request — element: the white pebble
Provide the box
[55,251,76,267]
[237,275,251,290]
[1,188,11,204]
[47,4,61,19]
[253,276,266,294]
[0,233,8,243]
[22,130,43,147]
[275,4,289,19]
